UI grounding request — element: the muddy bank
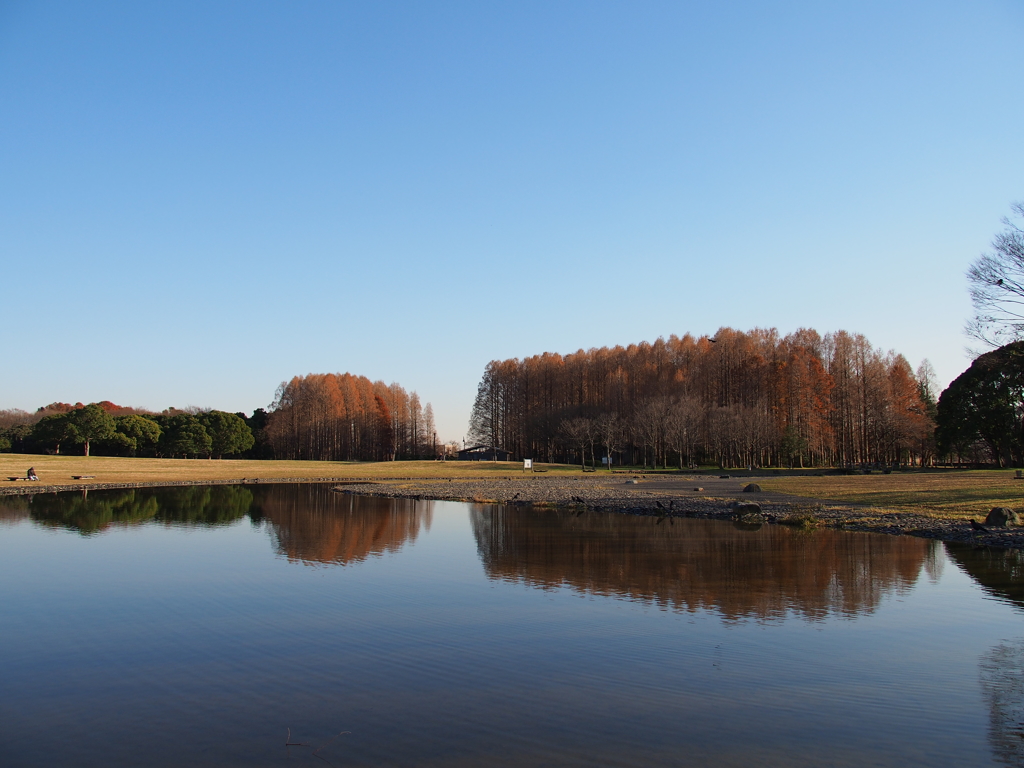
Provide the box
[333,474,1024,550]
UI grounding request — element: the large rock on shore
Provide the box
[732,500,766,526]
[743,483,762,493]
[986,507,1020,527]
[731,501,762,516]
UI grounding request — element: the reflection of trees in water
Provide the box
[949,545,1024,765]
[24,484,432,557]
[946,544,1024,609]
[923,543,946,584]
[252,485,433,566]
[31,490,160,534]
[980,640,1024,766]
[0,496,30,525]
[28,485,254,535]
[472,508,931,621]
[152,485,254,525]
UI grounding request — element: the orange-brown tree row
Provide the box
[266,373,436,461]
[469,328,935,468]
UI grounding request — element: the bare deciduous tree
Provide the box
[665,397,702,469]
[559,417,595,470]
[967,201,1024,347]
[595,414,623,471]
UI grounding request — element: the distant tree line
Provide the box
[264,373,436,461]
[13,333,1024,468]
[0,402,263,459]
[0,371,436,463]
[469,328,936,468]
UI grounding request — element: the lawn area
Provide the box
[0,454,584,488]
[764,470,1024,519]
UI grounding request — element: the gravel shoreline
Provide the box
[333,474,1024,550]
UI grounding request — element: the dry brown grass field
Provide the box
[0,454,581,487]
[763,471,1024,520]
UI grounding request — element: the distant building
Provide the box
[457,445,514,461]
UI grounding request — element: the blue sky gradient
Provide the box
[2,1,1023,440]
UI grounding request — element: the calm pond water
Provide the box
[2,484,1024,767]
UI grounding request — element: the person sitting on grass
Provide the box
[26,467,38,481]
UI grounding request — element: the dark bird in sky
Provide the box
[970,519,990,533]
[997,278,1004,286]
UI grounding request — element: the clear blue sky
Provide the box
[2,1,1022,441]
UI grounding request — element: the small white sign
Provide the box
[523,459,533,470]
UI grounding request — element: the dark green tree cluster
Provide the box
[0,422,31,453]
[937,341,1024,466]
[32,404,118,456]
[1,404,256,459]
[240,408,275,458]
[149,411,252,458]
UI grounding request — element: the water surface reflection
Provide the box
[2,486,1024,767]
[252,484,432,566]
[980,639,1024,767]
[947,544,1024,609]
[947,545,1024,765]
[473,506,935,620]
[0,495,29,526]
[25,485,253,533]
